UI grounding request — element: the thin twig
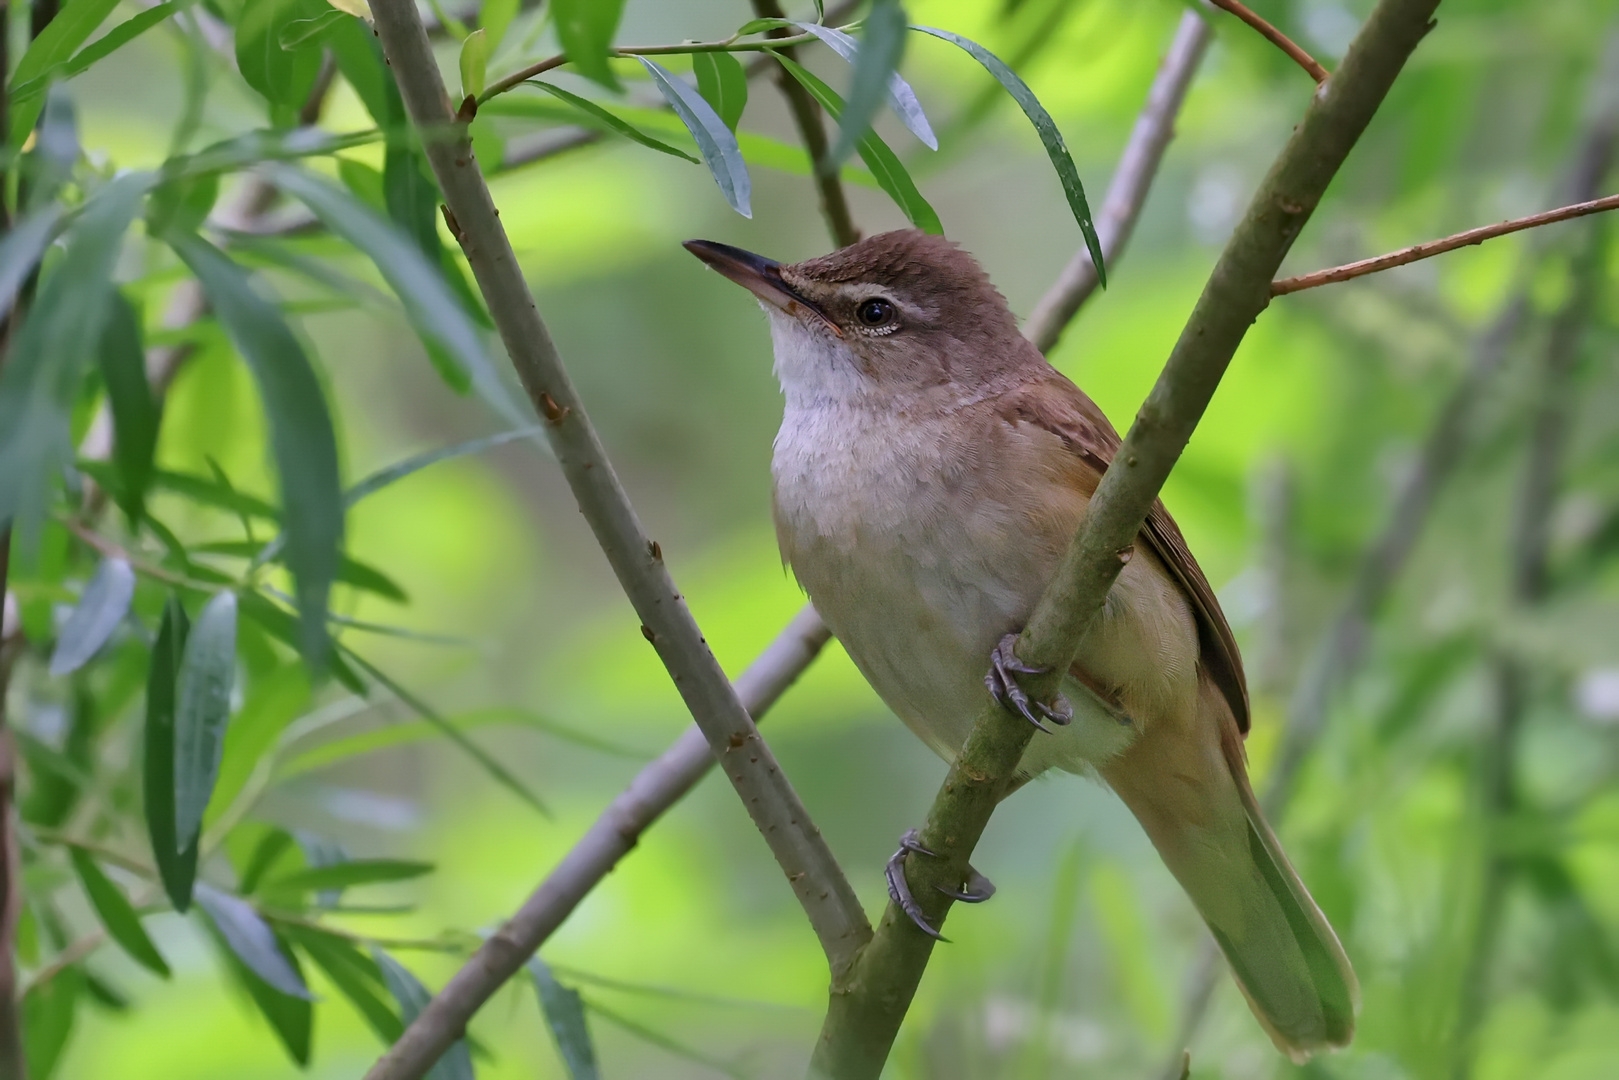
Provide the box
[362,607,830,1080]
[1209,0,1329,82]
[811,1,1441,1073]
[1024,10,1212,353]
[1273,191,1619,295]
[364,1,872,1073]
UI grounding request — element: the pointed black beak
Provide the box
[683,239,841,336]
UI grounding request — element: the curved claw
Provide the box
[985,633,1072,731]
[936,868,997,903]
[885,829,1000,938]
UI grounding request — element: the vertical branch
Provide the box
[752,0,860,247]
[0,539,23,1080]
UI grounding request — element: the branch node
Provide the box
[538,392,570,424]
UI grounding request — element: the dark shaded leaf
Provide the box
[793,21,936,148]
[95,292,162,523]
[282,925,403,1045]
[194,884,314,1000]
[375,950,475,1080]
[264,165,501,398]
[11,1,183,104]
[7,0,121,146]
[521,82,699,162]
[638,57,751,217]
[173,591,238,849]
[0,172,152,550]
[773,54,940,233]
[0,205,65,325]
[145,171,219,238]
[328,15,400,129]
[236,0,327,121]
[238,826,298,895]
[553,0,627,91]
[145,596,199,910]
[338,157,388,212]
[197,540,409,603]
[170,233,343,668]
[48,556,136,676]
[269,859,434,893]
[69,850,170,978]
[205,910,314,1065]
[151,468,281,522]
[21,964,83,1080]
[692,52,748,132]
[912,25,1104,283]
[824,0,908,171]
[530,958,600,1080]
[237,592,367,694]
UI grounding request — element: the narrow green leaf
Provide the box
[338,157,388,212]
[152,468,282,522]
[637,57,751,217]
[459,28,489,100]
[198,540,408,603]
[95,292,162,523]
[522,82,699,162]
[346,426,544,507]
[825,0,908,171]
[173,591,238,850]
[69,850,171,978]
[236,0,328,120]
[7,0,122,147]
[25,87,82,212]
[49,557,136,676]
[480,0,519,54]
[0,172,152,551]
[145,596,199,910]
[268,859,434,893]
[793,21,936,148]
[10,1,183,104]
[21,964,83,1080]
[238,827,299,895]
[735,18,794,36]
[375,950,475,1080]
[277,8,349,50]
[281,926,403,1045]
[553,0,627,91]
[166,127,381,182]
[530,959,601,1080]
[912,25,1104,283]
[169,233,343,667]
[264,165,502,399]
[0,205,64,325]
[343,648,551,815]
[692,52,748,132]
[194,884,315,1000]
[237,592,367,694]
[773,54,941,233]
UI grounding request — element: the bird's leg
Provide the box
[985,632,1074,732]
[885,828,997,940]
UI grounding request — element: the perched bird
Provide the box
[685,230,1358,1060]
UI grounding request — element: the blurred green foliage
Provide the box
[2,0,1619,1078]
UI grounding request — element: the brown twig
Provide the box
[1025,9,1212,352]
[1272,192,1619,295]
[1209,0,1329,83]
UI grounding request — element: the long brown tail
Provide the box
[1101,674,1359,1061]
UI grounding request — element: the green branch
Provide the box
[809,0,1444,1074]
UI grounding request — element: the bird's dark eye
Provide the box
[855,298,896,328]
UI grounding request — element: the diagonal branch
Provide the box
[1024,9,1212,353]
[811,1,1443,1074]
[1209,0,1329,82]
[363,0,871,1065]
[1272,191,1619,295]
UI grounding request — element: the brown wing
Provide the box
[1000,368,1252,734]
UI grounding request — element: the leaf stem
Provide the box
[1208,0,1329,83]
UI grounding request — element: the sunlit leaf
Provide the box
[49,557,136,676]
[21,964,83,1080]
[911,25,1104,283]
[169,233,343,668]
[530,958,600,1080]
[69,850,171,978]
[95,292,162,523]
[521,82,699,162]
[167,127,380,182]
[480,0,518,54]
[7,0,122,147]
[0,171,152,551]
[692,52,748,132]
[459,28,489,100]
[12,1,184,104]
[268,859,434,893]
[238,827,299,895]
[145,596,199,910]
[194,884,315,1000]
[824,0,908,171]
[553,0,627,91]
[173,591,238,850]
[282,926,403,1045]
[638,57,751,217]
[375,950,474,1080]
[277,8,349,50]
[793,21,936,149]
[773,54,940,233]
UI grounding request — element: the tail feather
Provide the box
[1102,674,1358,1060]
